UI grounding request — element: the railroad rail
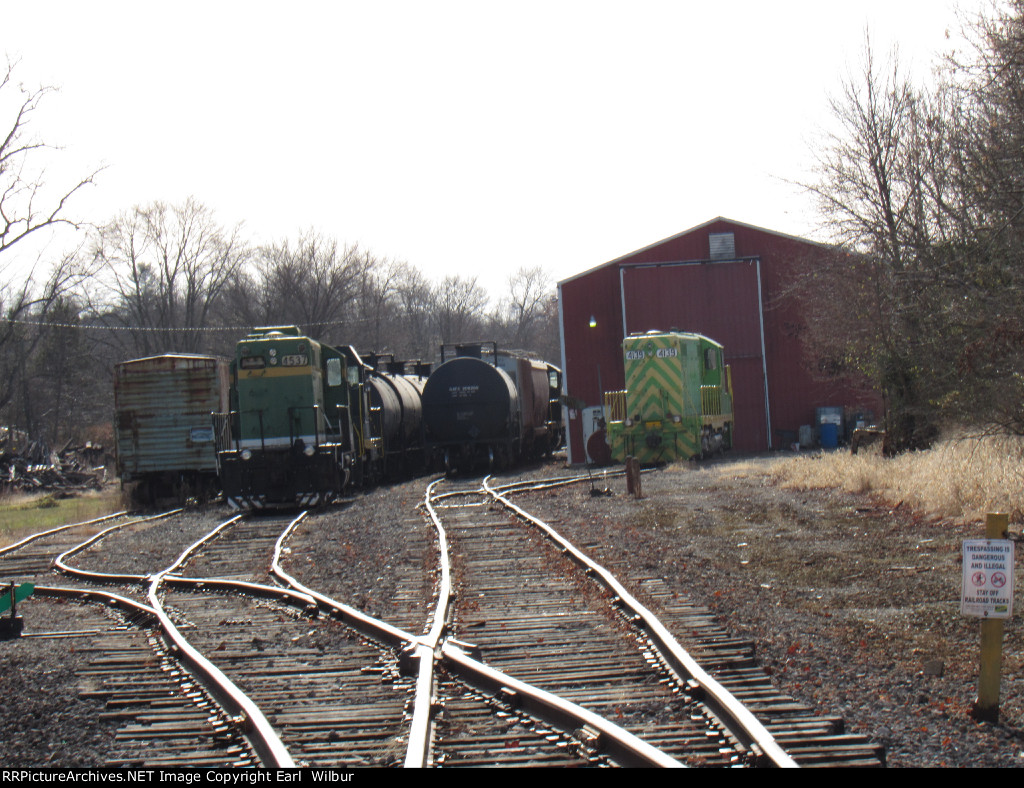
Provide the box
[485,475,795,766]
[482,473,884,766]
[149,512,418,766]
[0,468,885,768]
[1,510,259,766]
[420,477,757,766]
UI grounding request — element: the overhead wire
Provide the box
[5,313,385,332]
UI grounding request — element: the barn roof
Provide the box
[558,216,835,287]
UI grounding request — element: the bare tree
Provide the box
[0,59,99,270]
[244,231,361,344]
[0,250,91,427]
[533,293,561,365]
[348,254,412,352]
[803,6,1024,446]
[391,265,435,362]
[216,264,261,344]
[939,0,1024,433]
[87,199,250,358]
[13,292,102,446]
[801,39,956,450]
[432,275,489,346]
[0,60,99,436]
[487,266,551,352]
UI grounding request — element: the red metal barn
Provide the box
[558,217,882,464]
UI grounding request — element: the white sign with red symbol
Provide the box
[962,539,1015,619]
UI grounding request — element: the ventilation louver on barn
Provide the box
[709,232,736,260]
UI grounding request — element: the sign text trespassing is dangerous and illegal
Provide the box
[962,539,1014,619]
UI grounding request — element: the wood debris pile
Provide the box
[0,429,108,493]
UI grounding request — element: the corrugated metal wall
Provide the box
[560,264,626,464]
[113,355,230,480]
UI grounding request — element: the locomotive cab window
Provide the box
[704,349,717,371]
[326,358,343,387]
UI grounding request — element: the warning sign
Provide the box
[962,539,1015,619]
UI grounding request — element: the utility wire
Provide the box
[6,314,385,332]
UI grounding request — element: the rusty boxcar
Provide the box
[114,354,230,504]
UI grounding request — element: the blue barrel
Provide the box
[820,423,839,448]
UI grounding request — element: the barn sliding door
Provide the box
[620,260,770,452]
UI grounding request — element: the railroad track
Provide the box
[0,510,258,767]
[155,512,414,767]
[421,477,759,766]
[1,510,138,588]
[0,470,886,768]
[472,475,885,767]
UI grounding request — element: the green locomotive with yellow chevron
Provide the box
[604,331,733,463]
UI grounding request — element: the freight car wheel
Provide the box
[126,481,155,508]
[173,478,190,506]
[186,475,219,504]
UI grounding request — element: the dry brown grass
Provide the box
[764,432,1024,524]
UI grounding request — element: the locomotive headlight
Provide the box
[624,418,634,427]
[303,445,315,457]
[672,415,682,423]
[240,449,253,461]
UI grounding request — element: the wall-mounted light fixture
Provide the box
[589,315,597,328]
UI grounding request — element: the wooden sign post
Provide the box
[962,513,1013,723]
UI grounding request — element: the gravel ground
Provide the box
[0,600,125,766]
[289,457,1014,767]
[5,455,1024,768]
[0,507,248,767]
[503,455,1024,768]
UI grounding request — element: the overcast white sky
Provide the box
[5,1,977,299]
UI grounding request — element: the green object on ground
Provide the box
[0,582,35,614]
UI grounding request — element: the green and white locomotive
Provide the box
[215,326,423,509]
[604,330,733,464]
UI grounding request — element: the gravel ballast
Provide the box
[507,457,1024,768]
[4,455,1024,768]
